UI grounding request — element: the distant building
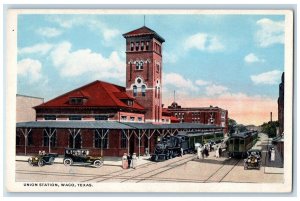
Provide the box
[167,102,228,134]
[278,72,284,135]
[16,94,44,122]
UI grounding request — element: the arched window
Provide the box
[133,85,137,97]
[69,133,82,149]
[136,61,143,70]
[142,85,146,96]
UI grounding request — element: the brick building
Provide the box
[278,72,284,135]
[16,25,227,157]
[167,102,228,134]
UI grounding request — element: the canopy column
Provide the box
[95,129,110,157]
[43,128,57,153]
[19,128,32,155]
[68,128,81,148]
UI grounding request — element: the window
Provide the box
[141,41,144,50]
[121,132,127,148]
[133,85,137,97]
[69,116,82,120]
[156,64,160,72]
[43,129,57,147]
[136,61,143,70]
[121,116,127,121]
[135,42,139,51]
[95,115,108,120]
[130,42,134,51]
[45,115,56,120]
[69,98,83,105]
[138,117,142,122]
[130,117,135,122]
[142,85,146,96]
[146,41,149,50]
[158,87,160,99]
[94,132,109,149]
[127,100,133,107]
[162,119,165,122]
[155,87,157,98]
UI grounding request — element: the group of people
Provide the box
[122,153,137,169]
[196,144,222,159]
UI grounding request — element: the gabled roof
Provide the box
[123,26,165,43]
[35,80,145,112]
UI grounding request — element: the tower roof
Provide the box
[123,26,165,43]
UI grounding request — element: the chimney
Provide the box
[270,112,272,122]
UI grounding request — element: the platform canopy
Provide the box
[16,121,133,129]
[16,121,223,130]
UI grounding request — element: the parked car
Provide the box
[244,149,262,170]
[63,148,104,168]
[28,151,58,167]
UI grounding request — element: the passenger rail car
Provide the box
[227,131,258,158]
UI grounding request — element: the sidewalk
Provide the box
[16,155,152,166]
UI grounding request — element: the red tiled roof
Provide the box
[35,80,145,111]
[123,26,165,43]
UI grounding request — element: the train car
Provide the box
[227,130,258,158]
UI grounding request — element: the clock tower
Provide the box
[123,26,165,123]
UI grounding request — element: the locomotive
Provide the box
[150,130,224,161]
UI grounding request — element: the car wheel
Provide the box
[38,160,43,167]
[93,160,103,168]
[63,158,73,166]
[28,158,34,166]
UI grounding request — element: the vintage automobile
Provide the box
[63,148,104,168]
[244,149,262,170]
[28,151,59,167]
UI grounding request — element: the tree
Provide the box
[261,121,279,138]
[228,118,237,135]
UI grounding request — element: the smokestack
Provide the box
[270,112,272,122]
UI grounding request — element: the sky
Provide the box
[17,14,285,126]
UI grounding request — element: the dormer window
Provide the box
[69,97,84,105]
[127,100,133,106]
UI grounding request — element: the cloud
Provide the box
[163,73,198,92]
[18,43,53,55]
[256,18,285,47]
[163,51,178,64]
[205,84,228,96]
[244,53,264,63]
[184,33,224,52]
[17,58,43,83]
[49,41,125,81]
[36,27,62,38]
[251,70,282,85]
[195,79,210,86]
[48,16,120,42]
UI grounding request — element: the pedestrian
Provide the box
[131,153,137,169]
[127,153,132,168]
[201,147,205,159]
[197,146,201,159]
[180,147,183,157]
[218,147,222,157]
[204,146,209,158]
[215,146,219,158]
[271,148,275,161]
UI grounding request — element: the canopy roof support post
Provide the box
[19,128,32,156]
[95,129,109,157]
[68,128,81,149]
[44,128,57,153]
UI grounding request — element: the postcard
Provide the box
[5,9,293,192]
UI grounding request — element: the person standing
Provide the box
[127,153,132,168]
[197,146,201,159]
[215,146,220,158]
[271,148,276,161]
[218,147,222,158]
[180,147,183,157]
